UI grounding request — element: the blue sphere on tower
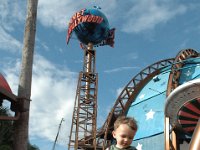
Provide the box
[67,8,115,47]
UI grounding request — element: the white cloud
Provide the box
[38,0,92,31]
[30,55,77,144]
[127,52,139,60]
[0,1,26,31]
[40,41,50,52]
[121,0,187,33]
[0,27,22,53]
[0,0,192,39]
[1,58,21,94]
[2,54,77,145]
[37,0,71,31]
[102,87,123,116]
[0,0,117,33]
[36,0,187,34]
[0,1,25,52]
[104,66,139,73]
[37,0,118,31]
[116,87,123,96]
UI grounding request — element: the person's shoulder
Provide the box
[106,145,137,150]
[106,145,115,150]
[127,146,137,150]
[132,146,137,150]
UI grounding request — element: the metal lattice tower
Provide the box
[68,43,98,150]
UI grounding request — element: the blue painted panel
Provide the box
[133,71,170,105]
[127,92,166,140]
[179,63,200,84]
[126,68,170,140]
[131,133,164,150]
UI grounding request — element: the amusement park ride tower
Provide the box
[68,43,98,149]
[66,8,114,150]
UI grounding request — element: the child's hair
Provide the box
[114,116,138,131]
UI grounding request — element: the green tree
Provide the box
[0,107,13,149]
[28,142,40,150]
[0,107,40,150]
[0,145,12,150]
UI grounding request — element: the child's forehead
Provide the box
[115,124,136,135]
[117,124,133,130]
[115,124,136,133]
[115,120,137,130]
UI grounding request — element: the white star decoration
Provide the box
[145,109,155,120]
[139,94,145,99]
[136,143,142,150]
[185,70,191,77]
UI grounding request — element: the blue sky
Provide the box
[1,0,200,149]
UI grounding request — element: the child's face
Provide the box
[112,124,136,149]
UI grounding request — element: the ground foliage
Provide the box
[0,107,40,150]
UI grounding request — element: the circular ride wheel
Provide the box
[165,49,200,134]
[177,98,200,135]
[165,79,200,132]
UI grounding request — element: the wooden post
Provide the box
[172,130,177,150]
[165,117,170,150]
[13,0,38,150]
